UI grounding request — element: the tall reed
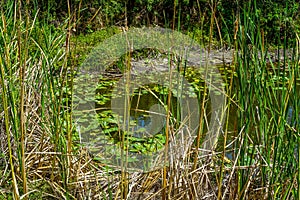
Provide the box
[0,0,299,199]
[234,1,299,198]
[0,0,74,198]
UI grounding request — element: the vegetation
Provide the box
[0,0,299,199]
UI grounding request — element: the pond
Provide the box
[73,53,237,171]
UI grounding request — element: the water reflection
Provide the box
[287,105,299,127]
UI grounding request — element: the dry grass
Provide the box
[0,103,264,199]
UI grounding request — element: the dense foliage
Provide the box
[13,0,299,45]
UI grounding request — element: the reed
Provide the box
[234,1,300,198]
[0,0,299,199]
[0,0,75,198]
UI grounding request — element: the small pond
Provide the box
[73,53,299,171]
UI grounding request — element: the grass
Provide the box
[232,2,300,198]
[0,0,299,199]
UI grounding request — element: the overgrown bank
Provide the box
[0,0,299,199]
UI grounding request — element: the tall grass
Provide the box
[234,1,300,198]
[0,0,75,199]
[0,0,299,199]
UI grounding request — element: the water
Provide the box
[287,105,299,127]
[75,62,299,166]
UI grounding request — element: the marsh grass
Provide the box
[0,0,76,199]
[0,0,299,199]
[232,1,300,199]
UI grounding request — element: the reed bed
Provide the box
[0,0,299,199]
